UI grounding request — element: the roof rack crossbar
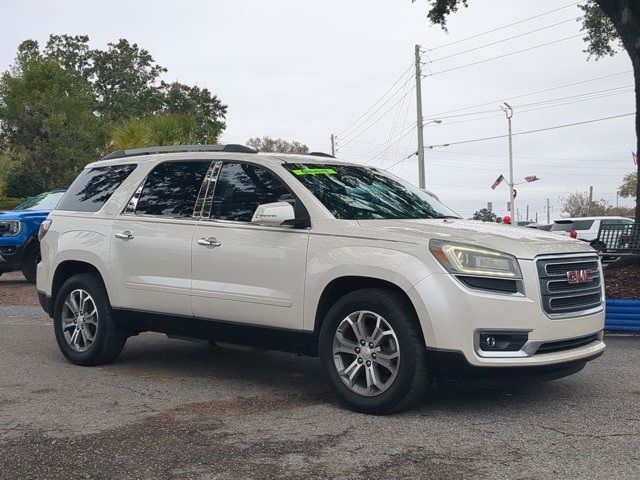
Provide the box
[101,144,257,160]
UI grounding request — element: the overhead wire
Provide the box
[426,112,636,149]
[425,1,582,52]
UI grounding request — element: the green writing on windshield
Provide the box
[292,168,337,176]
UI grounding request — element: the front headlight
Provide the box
[429,240,522,279]
[0,221,22,237]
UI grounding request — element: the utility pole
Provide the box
[588,185,593,216]
[330,134,336,157]
[546,197,551,224]
[535,212,539,223]
[415,44,426,189]
[501,102,515,225]
[526,204,529,222]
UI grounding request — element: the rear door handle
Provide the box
[114,231,134,240]
[197,237,221,247]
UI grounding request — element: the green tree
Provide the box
[0,56,105,189]
[4,162,46,198]
[246,136,309,153]
[161,82,227,143]
[88,39,167,121]
[110,114,198,150]
[418,0,640,222]
[472,208,498,222]
[619,171,637,198]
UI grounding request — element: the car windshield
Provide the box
[283,163,460,220]
[13,191,65,211]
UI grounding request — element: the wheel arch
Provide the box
[312,276,428,345]
[51,260,113,307]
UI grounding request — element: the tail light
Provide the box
[38,219,52,241]
[569,229,578,239]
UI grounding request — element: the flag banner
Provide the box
[633,151,638,165]
[491,174,505,190]
[524,175,540,182]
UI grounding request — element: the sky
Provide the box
[1,0,636,221]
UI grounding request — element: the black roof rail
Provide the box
[100,144,257,160]
[308,152,335,158]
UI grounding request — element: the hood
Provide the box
[356,218,593,259]
[0,209,50,222]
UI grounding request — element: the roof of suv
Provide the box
[90,144,360,169]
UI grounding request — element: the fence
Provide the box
[597,223,640,256]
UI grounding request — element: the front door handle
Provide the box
[114,231,134,240]
[197,237,222,248]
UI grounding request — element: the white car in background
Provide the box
[549,216,634,250]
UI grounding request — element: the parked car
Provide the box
[0,189,65,282]
[549,216,634,251]
[36,145,605,414]
[526,223,553,231]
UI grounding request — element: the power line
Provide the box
[429,149,635,163]
[336,64,413,139]
[429,17,580,63]
[423,71,632,120]
[338,85,416,146]
[427,34,583,76]
[427,112,635,149]
[425,1,582,52]
[419,87,634,127]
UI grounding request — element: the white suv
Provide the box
[37,145,605,413]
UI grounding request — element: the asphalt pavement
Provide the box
[1,272,639,479]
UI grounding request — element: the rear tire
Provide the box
[21,244,39,283]
[53,273,126,366]
[319,288,429,414]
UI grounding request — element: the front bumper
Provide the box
[0,242,29,270]
[407,257,606,368]
[426,347,602,385]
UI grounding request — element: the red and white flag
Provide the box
[491,174,505,190]
[524,175,540,183]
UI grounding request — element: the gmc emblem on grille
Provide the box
[566,270,592,284]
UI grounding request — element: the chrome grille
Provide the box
[536,255,603,317]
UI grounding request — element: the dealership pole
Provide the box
[415,44,425,189]
[501,103,515,225]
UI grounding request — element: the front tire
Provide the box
[319,288,429,414]
[53,273,126,366]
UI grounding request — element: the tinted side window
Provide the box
[573,220,595,230]
[212,162,295,222]
[135,161,210,218]
[57,164,136,212]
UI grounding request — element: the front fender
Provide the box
[304,237,437,344]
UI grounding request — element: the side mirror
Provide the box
[251,202,295,227]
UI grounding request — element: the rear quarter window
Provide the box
[551,220,595,231]
[56,164,137,212]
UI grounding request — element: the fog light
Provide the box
[479,332,528,352]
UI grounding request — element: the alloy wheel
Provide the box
[333,310,400,396]
[61,289,99,353]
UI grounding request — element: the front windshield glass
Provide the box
[13,191,65,211]
[284,163,460,220]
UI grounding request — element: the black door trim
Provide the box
[112,308,318,356]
